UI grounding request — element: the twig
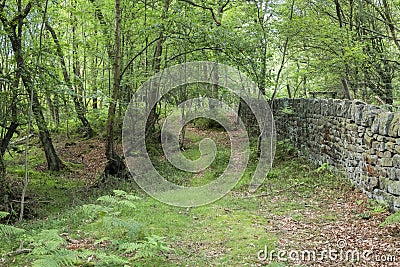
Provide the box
[12,200,51,204]
[7,249,32,257]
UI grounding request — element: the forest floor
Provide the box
[1,126,400,266]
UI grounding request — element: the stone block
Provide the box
[363,135,373,148]
[394,198,400,211]
[376,135,385,142]
[372,189,392,205]
[361,105,383,127]
[380,158,393,167]
[387,180,400,196]
[385,142,395,152]
[363,154,377,165]
[388,169,400,181]
[372,112,394,136]
[388,113,400,137]
[393,154,400,168]
[383,151,392,158]
[379,176,389,191]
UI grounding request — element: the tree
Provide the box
[0,0,64,171]
[103,0,128,179]
[45,21,93,138]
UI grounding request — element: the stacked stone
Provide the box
[272,98,400,211]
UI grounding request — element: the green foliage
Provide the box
[32,249,78,267]
[276,139,296,159]
[0,190,169,266]
[97,190,141,210]
[119,235,170,259]
[316,163,331,173]
[366,200,388,213]
[280,106,295,115]
[0,212,25,238]
[380,212,400,227]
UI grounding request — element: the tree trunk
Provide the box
[341,78,352,100]
[45,21,93,137]
[103,0,128,180]
[382,0,400,53]
[146,0,170,139]
[0,122,19,157]
[1,72,20,157]
[0,152,9,210]
[0,1,63,171]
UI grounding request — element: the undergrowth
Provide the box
[1,131,399,266]
[0,190,169,267]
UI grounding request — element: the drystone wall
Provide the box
[272,98,400,211]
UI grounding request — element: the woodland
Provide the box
[0,0,400,266]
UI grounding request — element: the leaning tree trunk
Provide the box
[0,152,10,211]
[0,153,5,184]
[1,1,64,171]
[1,72,21,157]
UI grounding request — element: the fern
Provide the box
[32,229,66,254]
[32,249,79,267]
[112,189,128,197]
[87,250,129,266]
[0,212,25,238]
[28,230,79,267]
[0,211,9,219]
[77,204,112,221]
[98,216,142,239]
[119,235,170,259]
[32,258,60,267]
[97,190,141,210]
[97,195,121,205]
[0,223,25,237]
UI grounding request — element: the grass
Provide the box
[1,127,398,266]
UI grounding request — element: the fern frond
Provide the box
[0,211,9,219]
[124,195,141,201]
[32,248,78,266]
[32,229,65,254]
[32,258,59,267]
[0,223,25,237]
[113,190,128,197]
[90,251,129,266]
[97,195,120,205]
[119,235,170,259]
[117,200,137,209]
[119,242,142,253]
[100,217,142,238]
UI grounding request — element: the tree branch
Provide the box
[219,0,230,13]
[120,37,162,79]
[179,0,221,26]
[0,0,8,24]
[10,1,32,26]
[166,47,222,63]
